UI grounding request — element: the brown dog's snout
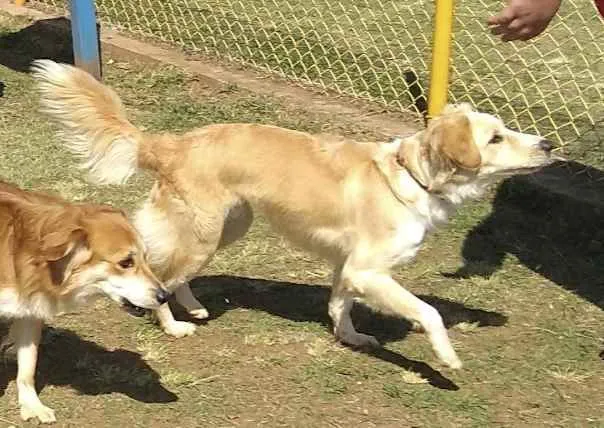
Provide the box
[156,288,171,305]
[538,139,554,152]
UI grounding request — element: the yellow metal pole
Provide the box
[428,0,455,119]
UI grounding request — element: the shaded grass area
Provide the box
[1,13,603,428]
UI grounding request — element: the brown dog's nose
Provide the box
[156,288,171,305]
[539,139,554,152]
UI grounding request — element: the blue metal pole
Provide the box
[70,0,101,80]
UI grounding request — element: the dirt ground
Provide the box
[0,13,603,428]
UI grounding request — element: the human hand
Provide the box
[487,0,562,41]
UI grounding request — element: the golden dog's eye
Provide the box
[489,134,503,145]
[118,256,135,269]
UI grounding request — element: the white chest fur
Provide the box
[0,288,56,320]
[390,214,427,266]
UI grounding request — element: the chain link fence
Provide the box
[30,0,603,148]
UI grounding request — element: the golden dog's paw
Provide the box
[338,331,380,348]
[439,349,463,369]
[410,321,425,333]
[21,402,56,424]
[189,307,209,320]
[163,320,196,338]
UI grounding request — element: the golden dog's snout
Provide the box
[538,139,554,152]
[156,288,171,305]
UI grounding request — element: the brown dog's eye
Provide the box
[488,134,503,145]
[118,256,135,269]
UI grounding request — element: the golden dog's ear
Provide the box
[426,113,481,170]
[441,103,475,115]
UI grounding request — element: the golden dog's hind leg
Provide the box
[171,200,253,326]
[156,207,227,338]
[174,285,209,320]
[13,318,56,423]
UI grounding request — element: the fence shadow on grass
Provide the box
[449,160,604,310]
[0,323,177,403]
[185,274,507,390]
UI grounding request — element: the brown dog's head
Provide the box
[405,103,556,191]
[32,203,170,309]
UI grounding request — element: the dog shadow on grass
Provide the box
[0,17,77,73]
[186,274,508,390]
[0,324,177,403]
[450,161,604,310]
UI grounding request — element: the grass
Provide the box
[29,0,604,149]
[1,12,603,428]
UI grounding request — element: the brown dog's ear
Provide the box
[426,113,481,170]
[82,204,127,219]
[42,226,92,286]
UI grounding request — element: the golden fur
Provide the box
[0,180,169,423]
[33,60,557,372]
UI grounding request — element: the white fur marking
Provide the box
[0,289,55,320]
[134,201,176,275]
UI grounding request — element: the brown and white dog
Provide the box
[0,181,170,423]
[33,60,557,371]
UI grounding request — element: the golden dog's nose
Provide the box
[156,288,171,305]
[539,139,554,152]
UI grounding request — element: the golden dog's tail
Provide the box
[32,60,154,185]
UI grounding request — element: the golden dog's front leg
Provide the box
[339,265,462,369]
[12,318,56,423]
[329,264,380,348]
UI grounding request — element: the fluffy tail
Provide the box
[31,59,145,184]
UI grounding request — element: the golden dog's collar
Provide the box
[391,137,431,193]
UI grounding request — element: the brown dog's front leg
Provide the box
[155,300,197,338]
[13,318,56,423]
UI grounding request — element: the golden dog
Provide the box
[33,60,557,370]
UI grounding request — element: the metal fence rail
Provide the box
[31,0,603,146]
